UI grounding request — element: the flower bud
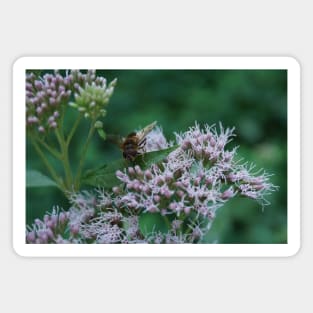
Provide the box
[94,120,103,129]
[112,186,121,194]
[26,231,36,243]
[153,195,161,203]
[144,170,153,180]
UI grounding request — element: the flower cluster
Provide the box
[26,70,116,134]
[26,207,71,244]
[70,75,117,119]
[115,123,275,217]
[26,122,278,244]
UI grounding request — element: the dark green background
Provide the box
[27,69,287,243]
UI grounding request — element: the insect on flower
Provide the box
[108,121,157,161]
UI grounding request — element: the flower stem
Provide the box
[74,119,96,189]
[35,137,62,160]
[31,140,64,190]
[66,114,83,147]
[55,129,73,191]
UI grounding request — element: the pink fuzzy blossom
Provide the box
[26,122,278,244]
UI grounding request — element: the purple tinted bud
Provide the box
[205,177,213,185]
[64,77,70,85]
[171,219,182,230]
[227,173,237,182]
[58,212,67,224]
[195,147,202,158]
[41,102,47,109]
[134,165,142,176]
[182,180,189,188]
[70,223,80,235]
[36,106,43,114]
[50,121,57,128]
[161,209,167,216]
[176,190,184,198]
[112,186,120,194]
[155,176,164,186]
[144,170,153,180]
[153,195,161,203]
[38,126,45,133]
[169,202,177,210]
[26,231,36,243]
[46,228,54,239]
[175,181,184,188]
[34,80,43,90]
[210,137,216,147]
[35,218,42,226]
[133,182,140,191]
[26,82,33,91]
[142,185,151,194]
[221,188,235,200]
[43,214,50,223]
[58,85,65,93]
[49,97,56,105]
[37,230,48,243]
[128,167,135,176]
[181,140,191,150]
[165,173,173,182]
[217,140,224,150]
[224,151,232,162]
[50,215,58,228]
[27,116,38,124]
[184,207,191,215]
[53,111,59,118]
[194,177,201,186]
[191,226,202,240]
[26,91,33,98]
[163,189,172,199]
[147,205,158,213]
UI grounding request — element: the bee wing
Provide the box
[106,134,125,149]
[136,121,157,142]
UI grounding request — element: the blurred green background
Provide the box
[27,69,287,243]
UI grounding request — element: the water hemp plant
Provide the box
[26,70,278,244]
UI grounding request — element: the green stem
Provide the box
[66,114,83,147]
[55,129,73,190]
[31,140,64,190]
[35,137,62,160]
[74,119,96,189]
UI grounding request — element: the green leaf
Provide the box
[97,128,106,140]
[26,169,58,188]
[82,145,178,188]
[136,145,179,168]
[83,159,128,188]
[138,213,170,237]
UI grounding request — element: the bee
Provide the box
[108,121,157,162]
